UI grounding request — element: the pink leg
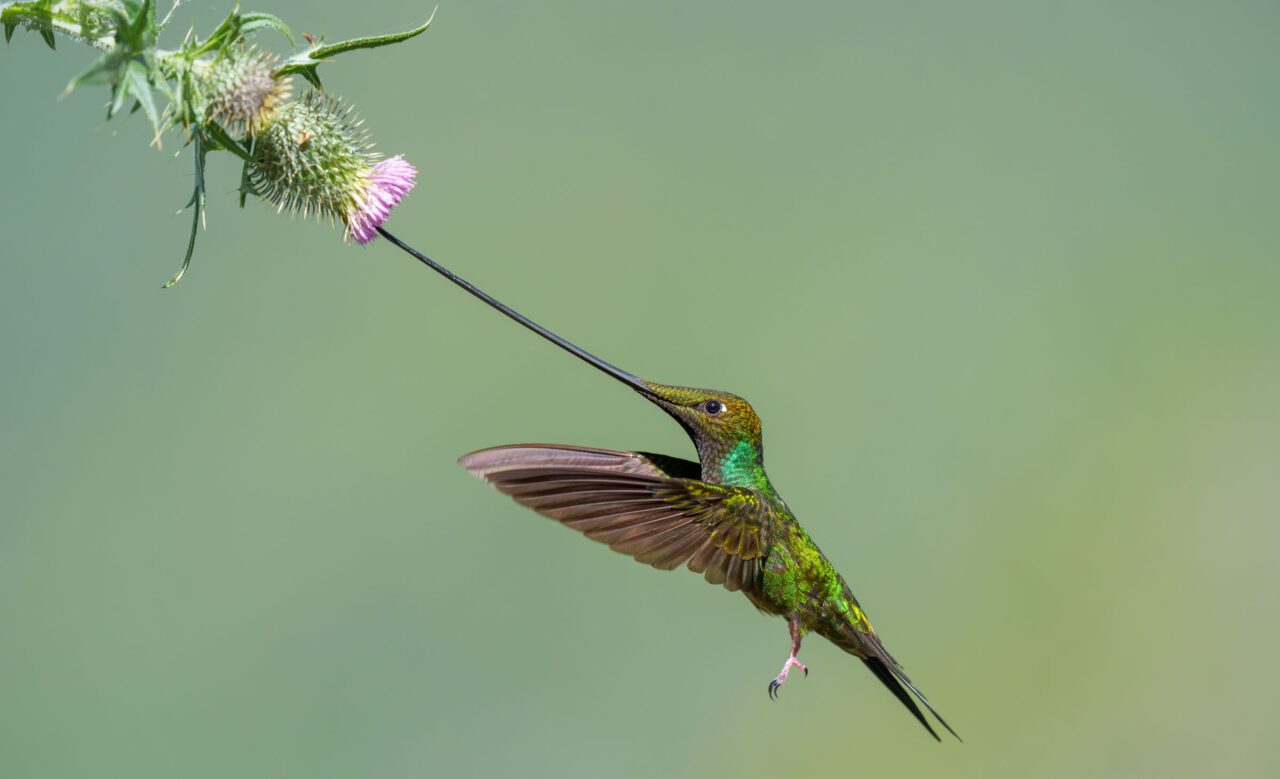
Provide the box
[768,617,809,699]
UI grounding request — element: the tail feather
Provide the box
[863,657,941,741]
[862,638,961,742]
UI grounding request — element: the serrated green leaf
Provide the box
[121,0,154,49]
[4,22,15,43]
[239,155,256,208]
[296,64,321,89]
[192,7,239,56]
[308,7,435,59]
[63,49,114,95]
[152,74,174,103]
[167,71,193,128]
[240,12,294,47]
[204,121,254,163]
[125,60,160,135]
[274,53,322,87]
[165,130,209,289]
[39,23,54,49]
[275,6,435,83]
[238,136,261,208]
[109,77,130,118]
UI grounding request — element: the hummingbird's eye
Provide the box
[703,399,724,416]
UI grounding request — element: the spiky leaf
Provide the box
[164,129,209,288]
[203,121,254,163]
[275,7,435,87]
[124,59,160,135]
[239,11,293,47]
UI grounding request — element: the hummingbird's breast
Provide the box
[749,511,842,625]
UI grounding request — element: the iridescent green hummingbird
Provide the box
[378,228,958,741]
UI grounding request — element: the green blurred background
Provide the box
[3,1,1278,777]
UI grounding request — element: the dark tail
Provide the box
[861,638,961,742]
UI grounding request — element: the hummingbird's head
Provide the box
[638,381,766,488]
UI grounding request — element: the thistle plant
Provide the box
[0,1,434,285]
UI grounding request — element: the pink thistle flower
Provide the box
[346,156,418,245]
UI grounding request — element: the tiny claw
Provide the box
[768,654,805,699]
[803,666,809,678]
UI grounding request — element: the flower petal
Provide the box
[346,156,417,244]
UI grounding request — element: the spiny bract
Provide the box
[197,48,292,136]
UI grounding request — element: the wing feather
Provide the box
[459,444,774,592]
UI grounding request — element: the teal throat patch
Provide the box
[720,438,768,489]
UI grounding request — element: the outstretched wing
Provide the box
[459,444,773,592]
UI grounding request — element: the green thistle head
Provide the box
[199,48,292,136]
[249,91,416,243]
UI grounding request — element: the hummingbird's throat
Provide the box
[716,438,769,489]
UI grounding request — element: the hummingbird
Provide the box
[378,228,959,741]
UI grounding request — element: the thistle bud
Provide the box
[249,92,416,244]
[198,49,292,136]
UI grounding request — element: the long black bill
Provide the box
[377,227,654,396]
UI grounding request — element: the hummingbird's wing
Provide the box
[459,444,773,592]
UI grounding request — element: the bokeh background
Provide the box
[3,1,1278,777]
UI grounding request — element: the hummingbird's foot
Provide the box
[767,655,808,700]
